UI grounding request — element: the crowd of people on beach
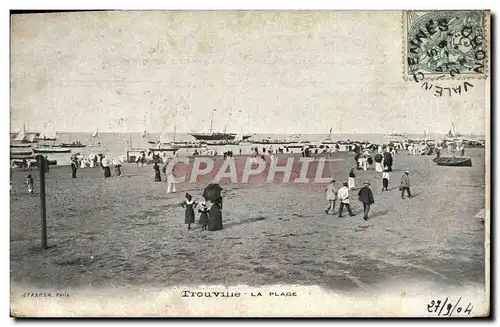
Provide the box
[14,136,472,233]
[324,145,413,221]
[69,153,125,179]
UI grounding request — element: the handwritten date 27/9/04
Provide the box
[427,297,473,317]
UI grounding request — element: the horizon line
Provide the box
[10,131,484,136]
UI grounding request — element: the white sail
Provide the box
[158,122,175,144]
[92,129,99,138]
[233,128,244,142]
[159,130,173,144]
[40,124,57,139]
[14,124,26,141]
[42,131,57,139]
[25,134,37,143]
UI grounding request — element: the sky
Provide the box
[10,11,487,135]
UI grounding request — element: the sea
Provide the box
[16,132,484,166]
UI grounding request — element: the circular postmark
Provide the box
[407,11,486,78]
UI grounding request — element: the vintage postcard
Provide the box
[9,10,490,317]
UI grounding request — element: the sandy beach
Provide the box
[10,149,485,294]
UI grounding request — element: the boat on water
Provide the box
[10,143,32,148]
[148,147,179,152]
[147,125,179,152]
[444,122,464,142]
[287,143,308,149]
[33,148,71,154]
[171,141,205,148]
[385,133,406,137]
[432,157,472,167]
[38,136,57,141]
[253,139,294,145]
[190,132,253,141]
[37,123,58,141]
[10,154,34,160]
[321,127,337,144]
[189,109,252,141]
[10,150,32,156]
[60,141,87,148]
[13,124,39,144]
[13,124,26,142]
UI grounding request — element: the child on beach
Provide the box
[181,193,198,230]
[382,169,390,191]
[198,199,209,231]
[26,173,34,195]
[325,179,337,215]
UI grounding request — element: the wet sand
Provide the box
[10,149,486,293]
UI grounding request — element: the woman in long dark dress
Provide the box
[208,197,223,231]
[198,199,209,231]
[102,158,111,178]
[383,151,393,172]
[153,162,161,182]
[71,159,78,178]
[181,193,197,230]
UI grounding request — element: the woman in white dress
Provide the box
[167,165,177,194]
[348,168,356,190]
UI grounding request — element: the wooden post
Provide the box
[36,155,48,249]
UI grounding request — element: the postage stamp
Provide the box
[403,10,489,81]
[9,10,490,318]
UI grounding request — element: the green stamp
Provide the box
[403,11,489,81]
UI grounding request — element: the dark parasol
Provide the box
[203,183,223,202]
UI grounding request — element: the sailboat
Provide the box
[14,124,26,142]
[142,129,148,138]
[322,127,336,144]
[38,123,57,141]
[226,127,247,145]
[233,130,244,143]
[445,122,463,141]
[11,127,31,147]
[148,123,178,152]
[87,128,100,147]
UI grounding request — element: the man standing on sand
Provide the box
[338,182,355,218]
[70,157,78,178]
[325,179,337,215]
[358,181,375,221]
[400,171,412,199]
